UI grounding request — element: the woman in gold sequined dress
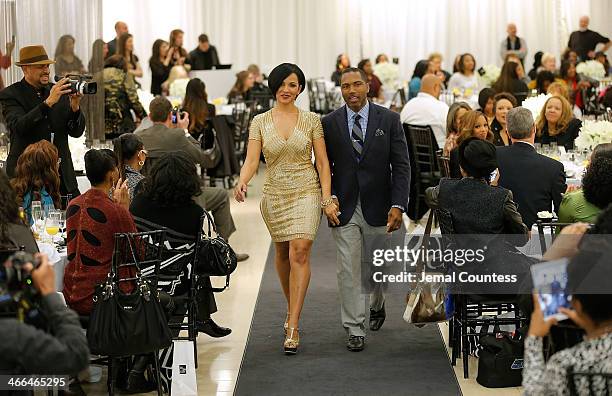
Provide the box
[234,63,339,355]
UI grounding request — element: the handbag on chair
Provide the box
[403,213,449,324]
[87,234,172,356]
[194,211,238,292]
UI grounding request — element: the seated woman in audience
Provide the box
[535,95,582,150]
[538,52,557,74]
[428,52,452,86]
[149,39,172,96]
[54,34,86,76]
[117,32,143,81]
[103,54,147,139]
[595,51,611,76]
[490,92,517,147]
[528,51,543,81]
[477,88,496,125]
[449,110,493,178]
[63,149,134,316]
[447,53,480,94]
[559,60,592,111]
[558,146,612,224]
[113,133,147,200]
[492,61,528,104]
[408,60,431,100]
[547,81,570,100]
[182,78,216,146]
[357,58,384,102]
[161,64,190,97]
[426,137,528,237]
[10,141,61,225]
[505,53,530,84]
[561,48,579,65]
[227,70,255,104]
[443,102,471,156]
[130,152,231,338]
[523,214,612,394]
[530,70,557,94]
[0,169,38,255]
[331,53,350,86]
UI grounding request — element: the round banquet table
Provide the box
[38,241,67,292]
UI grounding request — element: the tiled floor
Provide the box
[83,168,524,395]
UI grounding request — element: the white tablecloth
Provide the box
[38,242,67,292]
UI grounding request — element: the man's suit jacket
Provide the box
[0,79,85,195]
[322,103,411,227]
[135,123,207,173]
[496,142,566,228]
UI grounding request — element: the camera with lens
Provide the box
[0,250,43,324]
[171,106,183,124]
[54,74,98,95]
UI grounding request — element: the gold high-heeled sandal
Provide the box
[284,327,299,355]
[284,313,290,336]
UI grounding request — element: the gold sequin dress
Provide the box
[249,109,323,242]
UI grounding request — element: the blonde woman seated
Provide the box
[161,65,190,97]
[535,95,582,150]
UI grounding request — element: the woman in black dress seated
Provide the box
[535,95,582,150]
[130,152,230,338]
[490,92,517,147]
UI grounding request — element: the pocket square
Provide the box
[375,129,385,136]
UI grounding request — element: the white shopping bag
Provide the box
[171,340,198,396]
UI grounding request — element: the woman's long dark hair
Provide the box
[54,34,75,58]
[149,39,167,66]
[141,153,202,207]
[88,39,106,74]
[0,170,21,246]
[412,60,430,79]
[113,133,144,181]
[493,61,520,93]
[182,78,209,132]
[228,70,251,98]
[11,140,61,209]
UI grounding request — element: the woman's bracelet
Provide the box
[321,197,335,208]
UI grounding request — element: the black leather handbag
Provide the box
[476,330,525,388]
[87,236,172,357]
[199,128,222,169]
[195,211,237,292]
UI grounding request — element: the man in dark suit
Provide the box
[322,67,410,351]
[0,45,85,196]
[496,107,566,228]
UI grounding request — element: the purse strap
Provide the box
[414,212,435,274]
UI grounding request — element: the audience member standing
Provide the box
[331,53,350,86]
[401,74,449,148]
[149,39,172,96]
[447,53,480,94]
[83,39,107,142]
[567,15,610,61]
[189,34,220,70]
[0,45,85,196]
[500,23,528,64]
[117,33,143,81]
[496,107,566,228]
[54,35,86,76]
[106,21,128,57]
[169,29,189,67]
[103,55,146,139]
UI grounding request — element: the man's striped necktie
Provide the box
[352,114,364,160]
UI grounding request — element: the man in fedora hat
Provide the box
[0,44,85,196]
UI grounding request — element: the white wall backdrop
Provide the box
[101,0,611,94]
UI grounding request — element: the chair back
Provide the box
[567,366,612,396]
[437,149,451,178]
[405,124,440,178]
[248,90,275,114]
[535,220,579,254]
[112,229,166,287]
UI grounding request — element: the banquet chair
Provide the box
[232,103,252,167]
[404,124,441,221]
[83,230,166,396]
[567,367,612,395]
[434,208,525,378]
[436,150,451,178]
[535,220,576,254]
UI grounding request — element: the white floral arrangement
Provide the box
[478,64,500,88]
[168,78,190,99]
[68,134,87,172]
[522,93,551,121]
[576,60,606,80]
[373,62,400,90]
[574,120,612,151]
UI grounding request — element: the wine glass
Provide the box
[58,210,67,241]
[45,210,61,244]
[31,203,45,241]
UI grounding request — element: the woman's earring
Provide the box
[138,160,145,166]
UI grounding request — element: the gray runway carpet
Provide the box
[235,225,461,396]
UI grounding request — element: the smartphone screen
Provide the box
[530,258,571,321]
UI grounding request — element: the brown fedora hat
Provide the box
[15,45,55,66]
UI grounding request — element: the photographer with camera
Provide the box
[0,252,89,377]
[0,45,86,198]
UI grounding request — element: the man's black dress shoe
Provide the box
[369,303,386,331]
[197,318,232,337]
[347,335,365,352]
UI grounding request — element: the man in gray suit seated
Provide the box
[136,96,248,261]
